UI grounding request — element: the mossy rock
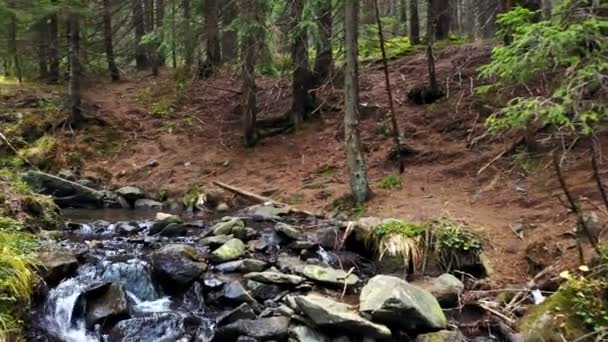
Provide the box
[18,135,57,170]
[519,289,590,342]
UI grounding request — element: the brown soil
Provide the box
[65,42,607,287]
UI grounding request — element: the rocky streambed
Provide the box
[27,204,505,342]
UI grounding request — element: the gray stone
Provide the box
[212,238,246,262]
[155,212,181,222]
[359,275,447,332]
[290,325,330,342]
[212,217,245,236]
[116,186,146,203]
[216,259,268,273]
[217,303,256,326]
[415,330,465,342]
[157,223,187,237]
[134,199,164,211]
[294,293,391,339]
[247,280,283,301]
[414,274,464,307]
[223,281,256,304]
[274,222,302,240]
[76,179,97,188]
[214,317,290,341]
[85,283,129,328]
[39,249,79,286]
[301,265,359,287]
[277,255,306,274]
[115,222,141,235]
[201,234,233,247]
[313,227,340,249]
[151,244,207,292]
[244,271,305,285]
[247,205,290,220]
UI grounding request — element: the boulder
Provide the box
[212,238,246,262]
[414,274,464,307]
[156,223,187,237]
[217,303,257,326]
[155,212,181,222]
[151,244,207,292]
[294,293,391,339]
[39,249,79,286]
[313,227,340,249]
[109,313,188,341]
[359,275,447,332]
[274,222,302,240]
[214,317,290,341]
[115,222,141,236]
[212,217,245,236]
[134,199,164,211]
[22,170,108,208]
[301,265,359,287]
[85,283,129,328]
[290,325,330,342]
[116,186,146,203]
[223,281,256,304]
[244,271,305,285]
[201,234,233,247]
[247,280,283,301]
[415,330,465,342]
[216,259,268,273]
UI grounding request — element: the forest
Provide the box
[0,0,607,341]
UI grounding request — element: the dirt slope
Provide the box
[76,42,606,286]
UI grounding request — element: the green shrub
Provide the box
[378,175,402,190]
[430,218,483,272]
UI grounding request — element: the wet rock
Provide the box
[244,271,305,285]
[217,303,257,326]
[115,222,141,236]
[414,274,464,307]
[134,199,164,211]
[85,283,129,328]
[201,234,233,247]
[247,280,283,301]
[223,281,256,304]
[108,313,188,341]
[22,170,108,208]
[38,249,79,286]
[157,223,187,237]
[116,186,146,203]
[212,217,245,236]
[415,330,465,342]
[212,238,246,262]
[289,240,316,250]
[359,275,447,332]
[294,293,391,339]
[301,265,359,287]
[100,260,159,301]
[150,215,182,235]
[216,259,268,273]
[214,316,290,341]
[202,273,226,290]
[76,178,97,189]
[313,227,340,249]
[290,325,330,342]
[274,222,302,240]
[277,255,306,274]
[247,205,290,220]
[156,212,181,222]
[152,244,207,292]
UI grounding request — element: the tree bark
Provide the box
[426,0,438,92]
[221,0,239,62]
[399,0,408,36]
[290,0,314,128]
[409,0,420,44]
[344,0,371,204]
[361,0,376,24]
[313,0,334,87]
[36,21,49,80]
[182,0,194,68]
[203,0,222,66]
[156,0,165,65]
[68,12,84,127]
[8,1,22,83]
[103,0,120,81]
[49,9,60,83]
[240,0,259,147]
[132,0,148,69]
[432,0,451,40]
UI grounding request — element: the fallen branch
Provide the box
[477,136,525,176]
[478,301,515,326]
[340,267,355,299]
[0,129,34,168]
[212,181,316,216]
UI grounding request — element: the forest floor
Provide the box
[11,41,607,287]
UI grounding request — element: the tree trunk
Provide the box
[409,0,420,44]
[204,0,222,66]
[103,0,120,81]
[156,0,165,65]
[344,0,370,204]
[426,0,438,92]
[240,0,258,147]
[542,0,552,19]
[361,0,375,24]
[144,0,154,32]
[36,21,49,80]
[290,0,314,128]
[182,0,194,68]
[49,10,60,83]
[171,0,177,68]
[221,0,239,62]
[399,0,408,36]
[313,0,333,87]
[68,12,84,127]
[132,0,148,69]
[432,0,451,40]
[8,2,22,83]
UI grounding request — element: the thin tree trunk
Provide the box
[221,0,239,62]
[345,0,371,204]
[375,0,405,173]
[182,0,193,68]
[156,0,165,66]
[432,0,451,40]
[361,0,375,24]
[290,0,313,128]
[409,0,420,44]
[313,0,334,87]
[68,12,84,127]
[204,0,222,66]
[426,0,438,92]
[133,0,148,69]
[103,0,120,81]
[8,3,22,83]
[399,0,408,36]
[171,0,177,68]
[36,21,49,80]
[49,10,60,83]
[241,0,258,147]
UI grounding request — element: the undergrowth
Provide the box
[378,175,402,190]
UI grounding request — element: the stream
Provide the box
[27,205,504,342]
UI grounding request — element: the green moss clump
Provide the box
[375,220,426,240]
[18,135,56,170]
